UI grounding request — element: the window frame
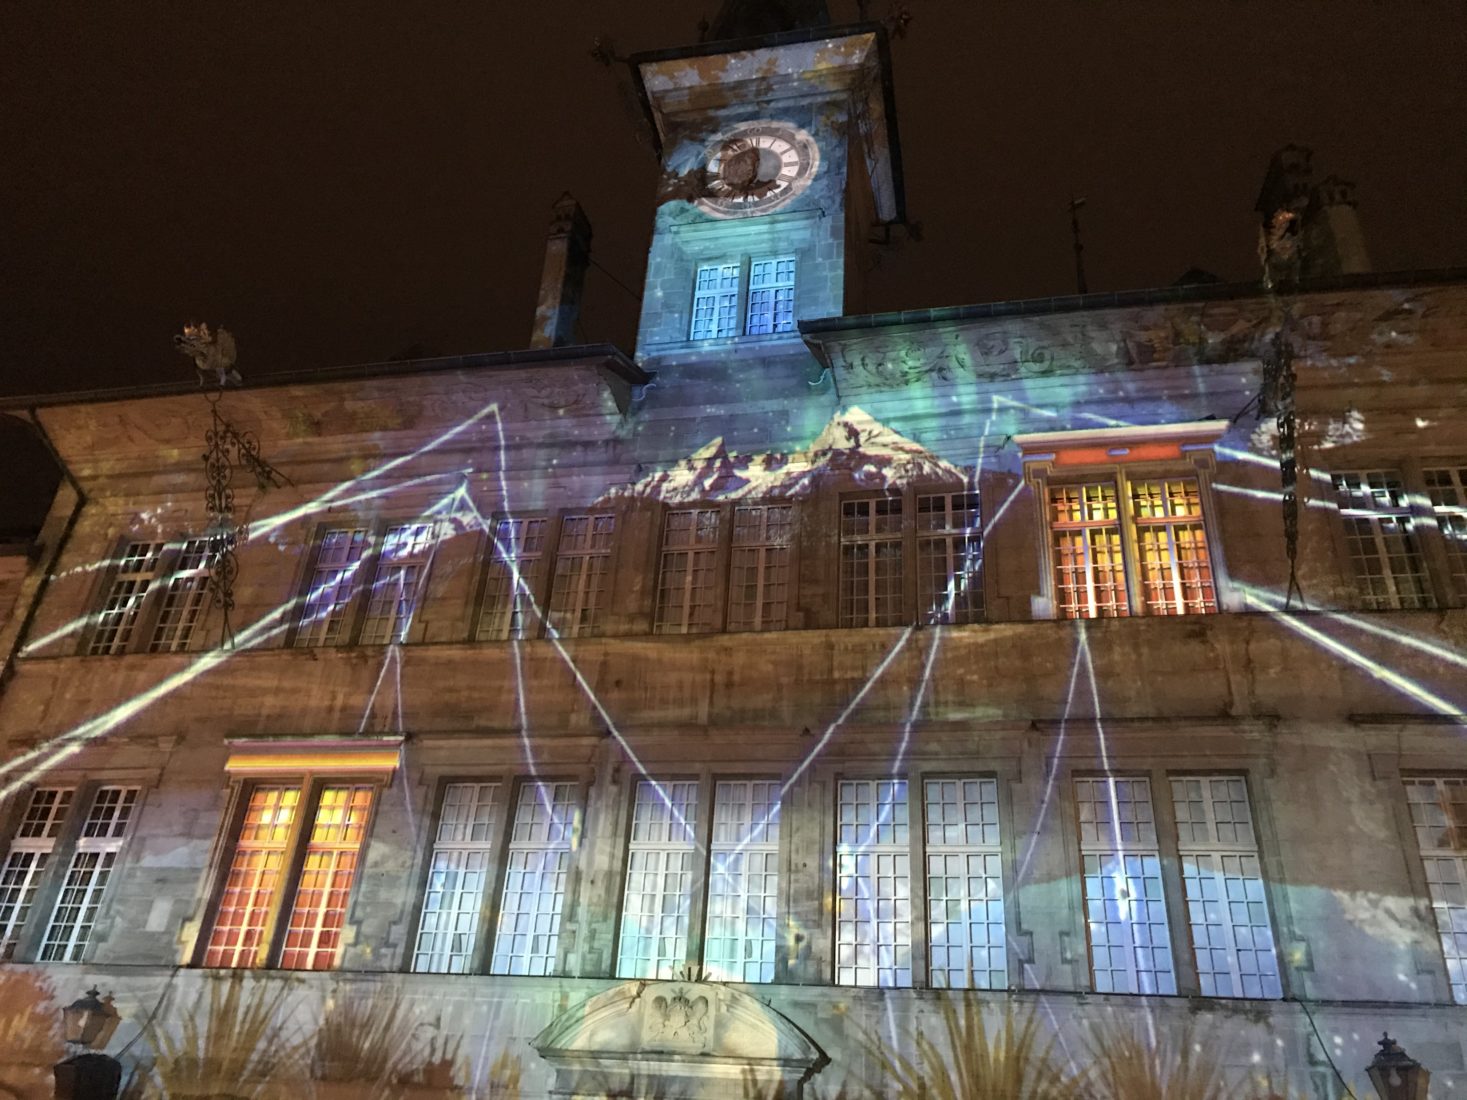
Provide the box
[288,519,445,648]
[474,514,559,642]
[82,537,215,656]
[1397,771,1467,1005]
[195,774,382,971]
[1025,452,1224,620]
[687,255,799,343]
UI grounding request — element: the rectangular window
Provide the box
[655,509,722,634]
[1424,466,1467,599]
[704,780,780,983]
[1074,776,1176,994]
[360,522,438,645]
[1332,471,1433,609]
[924,777,1006,989]
[547,515,614,638]
[746,257,796,336]
[278,785,375,970]
[40,786,139,962]
[412,782,500,974]
[836,778,912,987]
[1170,776,1281,998]
[917,492,984,625]
[203,785,301,968]
[477,518,548,641]
[1051,484,1129,619]
[296,528,371,646]
[1130,478,1217,614]
[491,781,579,976]
[840,498,904,628]
[617,780,700,979]
[1403,776,1467,1004]
[727,504,793,632]
[147,539,211,653]
[0,787,73,958]
[690,263,741,340]
[89,542,166,655]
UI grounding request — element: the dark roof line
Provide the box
[798,267,1467,335]
[0,343,647,412]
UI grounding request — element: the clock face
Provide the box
[696,120,820,219]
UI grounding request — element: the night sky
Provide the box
[4,1,1464,523]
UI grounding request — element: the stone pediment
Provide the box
[532,980,827,1099]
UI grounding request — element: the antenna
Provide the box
[1068,194,1088,295]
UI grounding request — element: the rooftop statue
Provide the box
[174,322,242,387]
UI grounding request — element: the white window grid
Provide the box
[727,505,793,632]
[1332,471,1433,610]
[746,256,796,336]
[492,781,579,976]
[655,509,722,634]
[0,787,73,958]
[1051,484,1129,619]
[917,492,984,625]
[1402,777,1467,1004]
[148,539,212,652]
[547,515,614,638]
[618,780,700,979]
[296,527,371,646]
[40,786,138,962]
[203,785,301,968]
[279,784,375,971]
[840,498,904,628]
[924,777,1006,989]
[836,779,913,987]
[1424,466,1467,599]
[690,263,741,340]
[478,518,548,640]
[704,779,780,983]
[413,782,500,974]
[1074,777,1176,994]
[89,542,166,655]
[1169,776,1281,999]
[360,522,439,645]
[1130,478,1217,615]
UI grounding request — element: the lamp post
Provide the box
[54,987,122,1100]
[1366,1033,1430,1100]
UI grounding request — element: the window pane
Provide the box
[491,782,579,976]
[704,780,780,983]
[412,782,500,974]
[1403,777,1467,1004]
[925,778,1006,989]
[296,528,371,646]
[1051,484,1129,619]
[89,541,165,654]
[360,522,438,645]
[840,499,904,628]
[1424,467,1467,600]
[0,789,69,958]
[1074,777,1175,994]
[618,780,700,979]
[204,786,301,968]
[655,509,721,634]
[279,785,375,971]
[727,505,793,632]
[149,539,212,652]
[478,518,547,640]
[1332,471,1433,610]
[39,786,139,963]
[746,256,796,335]
[690,263,741,340]
[1170,776,1280,998]
[917,492,984,625]
[1130,479,1216,615]
[548,515,614,638]
[836,779,912,987]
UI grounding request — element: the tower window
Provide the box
[689,257,797,341]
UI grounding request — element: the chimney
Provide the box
[530,193,592,349]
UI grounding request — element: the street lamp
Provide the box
[54,987,122,1100]
[1366,1033,1430,1100]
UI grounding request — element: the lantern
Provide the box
[1366,1033,1430,1100]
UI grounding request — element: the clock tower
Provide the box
[627,11,904,368]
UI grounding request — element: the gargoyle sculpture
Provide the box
[175,322,242,387]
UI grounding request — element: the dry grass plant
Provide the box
[0,963,62,1067]
[145,971,309,1100]
[1081,1012,1228,1100]
[859,988,1085,1100]
[314,983,468,1098]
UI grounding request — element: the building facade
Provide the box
[1,10,1465,1099]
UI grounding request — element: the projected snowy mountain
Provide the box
[602,406,968,503]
